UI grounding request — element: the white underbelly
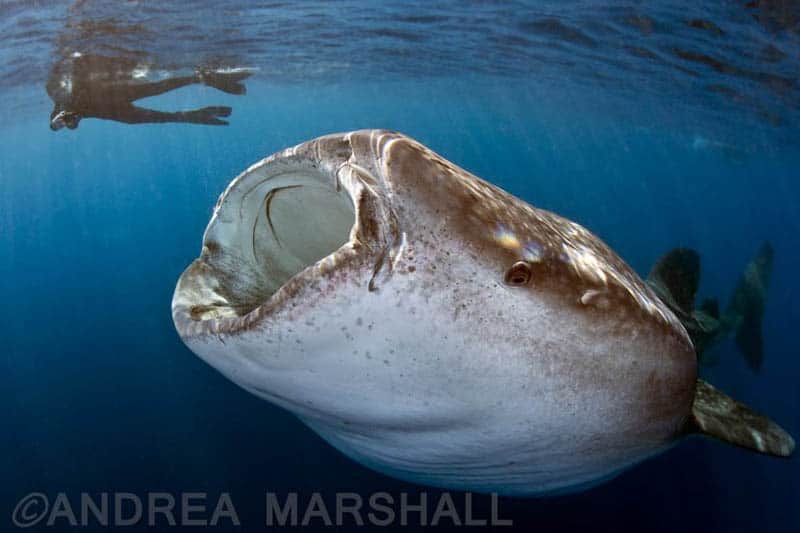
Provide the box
[189,271,686,495]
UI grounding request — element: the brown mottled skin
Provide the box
[376,132,696,431]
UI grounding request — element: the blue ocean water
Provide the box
[1,1,799,531]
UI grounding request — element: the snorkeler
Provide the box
[47,54,252,130]
[647,242,774,372]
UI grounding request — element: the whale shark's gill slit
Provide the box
[179,165,357,322]
[367,231,406,292]
[368,245,389,292]
[252,185,303,262]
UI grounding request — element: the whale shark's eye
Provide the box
[505,261,532,286]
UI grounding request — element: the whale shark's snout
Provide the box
[173,130,793,496]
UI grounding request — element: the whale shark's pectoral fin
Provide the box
[688,379,794,457]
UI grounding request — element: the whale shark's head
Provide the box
[173,130,699,494]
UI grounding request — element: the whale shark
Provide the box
[172,130,794,495]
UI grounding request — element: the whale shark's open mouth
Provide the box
[173,161,357,333]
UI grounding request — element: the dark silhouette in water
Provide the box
[746,0,800,34]
[647,242,774,372]
[47,54,252,130]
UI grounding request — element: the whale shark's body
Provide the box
[173,130,793,495]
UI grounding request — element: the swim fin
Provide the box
[199,69,252,95]
[688,379,794,457]
[184,106,232,125]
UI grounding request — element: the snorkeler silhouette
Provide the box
[47,54,252,130]
[647,242,774,372]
